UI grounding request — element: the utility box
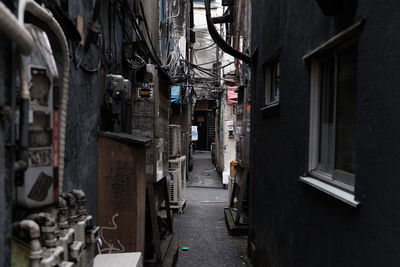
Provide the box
[98,131,151,254]
[17,24,60,208]
[131,64,170,182]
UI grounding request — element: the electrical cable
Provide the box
[122,0,161,66]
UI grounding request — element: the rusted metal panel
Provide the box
[98,136,147,253]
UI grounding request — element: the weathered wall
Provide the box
[0,0,134,263]
[250,0,400,266]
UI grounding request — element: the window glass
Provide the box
[318,56,335,174]
[335,45,358,174]
[264,60,280,105]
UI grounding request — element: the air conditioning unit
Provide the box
[179,156,186,200]
[169,125,181,157]
[169,156,186,201]
[168,169,180,203]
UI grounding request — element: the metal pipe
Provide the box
[19,0,70,193]
[15,56,30,174]
[27,212,57,247]
[71,189,87,219]
[62,192,78,223]
[204,0,250,63]
[0,2,33,55]
[57,196,69,229]
[13,220,43,267]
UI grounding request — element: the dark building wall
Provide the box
[250,0,400,266]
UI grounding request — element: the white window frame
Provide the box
[300,21,364,207]
[308,56,356,193]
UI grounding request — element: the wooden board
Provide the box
[98,136,147,254]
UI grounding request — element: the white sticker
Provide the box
[29,110,33,123]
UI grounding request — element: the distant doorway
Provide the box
[194,100,215,151]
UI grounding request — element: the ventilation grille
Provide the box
[168,169,179,203]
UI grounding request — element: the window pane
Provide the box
[318,57,335,173]
[264,67,270,104]
[270,64,276,102]
[335,45,358,174]
[275,62,280,101]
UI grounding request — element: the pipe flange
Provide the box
[58,221,69,229]
[41,225,56,233]
[29,249,43,260]
[44,237,57,248]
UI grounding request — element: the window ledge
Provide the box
[299,176,360,207]
[260,101,280,111]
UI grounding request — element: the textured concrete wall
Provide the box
[250,0,400,266]
[222,104,235,172]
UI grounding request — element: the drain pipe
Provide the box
[15,56,30,175]
[27,212,57,248]
[204,0,250,63]
[0,2,34,175]
[19,0,70,193]
[13,220,43,267]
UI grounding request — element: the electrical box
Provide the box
[106,74,132,133]
[227,120,234,138]
[17,24,59,208]
[106,74,124,115]
[132,64,170,182]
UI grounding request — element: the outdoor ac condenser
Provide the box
[169,124,181,157]
[169,156,186,201]
[168,169,180,203]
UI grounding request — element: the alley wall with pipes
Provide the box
[0,0,148,264]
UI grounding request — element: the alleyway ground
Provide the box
[174,151,248,267]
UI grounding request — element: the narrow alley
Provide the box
[174,152,248,267]
[1,0,400,267]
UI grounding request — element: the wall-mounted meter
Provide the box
[105,74,132,133]
[17,25,60,208]
[123,79,132,100]
[106,74,124,115]
[227,120,235,138]
[137,82,154,99]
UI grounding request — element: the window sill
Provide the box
[260,101,280,111]
[299,176,360,207]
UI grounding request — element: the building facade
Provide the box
[249,0,400,266]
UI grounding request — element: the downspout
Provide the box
[16,57,30,174]
[233,0,243,76]
[0,2,34,178]
[204,0,250,64]
[19,0,70,194]
[13,220,43,267]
